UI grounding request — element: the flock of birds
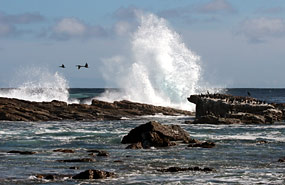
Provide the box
[59,63,89,69]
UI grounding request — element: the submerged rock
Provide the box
[188,141,216,148]
[53,149,75,153]
[188,94,283,124]
[7,150,37,155]
[158,166,213,173]
[57,158,95,163]
[0,97,193,121]
[122,121,196,149]
[72,169,115,179]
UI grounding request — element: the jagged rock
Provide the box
[7,150,36,155]
[72,169,115,179]
[57,158,95,162]
[188,94,283,124]
[0,97,193,121]
[121,121,195,149]
[158,166,213,172]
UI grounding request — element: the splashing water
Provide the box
[100,13,201,111]
[0,67,72,103]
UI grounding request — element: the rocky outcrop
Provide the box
[121,121,196,149]
[0,97,193,122]
[188,94,283,124]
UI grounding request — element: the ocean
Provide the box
[0,88,284,184]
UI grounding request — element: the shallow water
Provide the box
[0,116,284,184]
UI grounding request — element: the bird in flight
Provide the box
[59,64,65,68]
[76,62,89,69]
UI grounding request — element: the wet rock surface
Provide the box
[0,97,193,121]
[158,166,213,172]
[188,94,283,124]
[57,158,95,163]
[122,121,197,149]
[7,150,37,155]
[188,141,216,148]
[278,157,285,162]
[72,169,115,179]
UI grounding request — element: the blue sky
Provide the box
[0,0,285,88]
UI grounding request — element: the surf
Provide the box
[99,12,201,111]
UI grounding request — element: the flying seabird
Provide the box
[76,62,89,69]
[76,65,82,69]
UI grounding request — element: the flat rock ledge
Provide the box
[188,94,283,124]
[0,97,193,122]
[121,121,197,149]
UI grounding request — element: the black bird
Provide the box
[76,65,82,69]
[247,91,251,96]
[76,62,89,69]
[59,64,65,68]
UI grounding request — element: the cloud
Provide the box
[0,12,45,24]
[50,17,108,40]
[255,7,285,15]
[197,0,237,14]
[238,17,285,42]
[158,0,236,24]
[112,7,142,36]
[0,11,45,37]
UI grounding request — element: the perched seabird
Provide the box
[247,91,251,96]
[59,64,65,68]
[84,62,89,68]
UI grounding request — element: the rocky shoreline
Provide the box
[0,97,193,121]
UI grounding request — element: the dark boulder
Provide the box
[278,157,285,162]
[121,121,194,149]
[72,169,115,179]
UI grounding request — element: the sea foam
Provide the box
[0,67,73,103]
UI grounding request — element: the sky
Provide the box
[0,0,285,88]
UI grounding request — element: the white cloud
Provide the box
[238,17,285,42]
[53,18,86,36]
[51,17,107,40]
[0,11,45,37]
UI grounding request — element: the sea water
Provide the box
[0,11,284,184]
[0,88,284,185]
